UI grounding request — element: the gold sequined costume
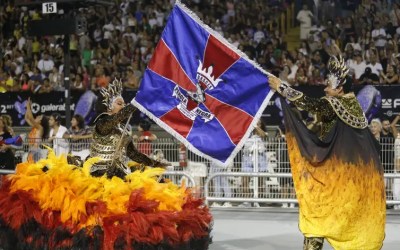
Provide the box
[88,78,164,178]
[90,104,161,178]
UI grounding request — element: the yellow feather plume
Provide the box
[8,152,189,229]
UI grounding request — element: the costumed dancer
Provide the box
[0,79,212,250]
[268,55,385,250]
[89,79,165,178]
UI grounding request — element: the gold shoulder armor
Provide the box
[323,95,368,129]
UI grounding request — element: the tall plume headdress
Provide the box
[100,78,123,110]
[326,56,349,89]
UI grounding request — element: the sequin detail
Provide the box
[292,95,336,138]
[90,104,159,177]
[303,237,324,250]
[323,94,368,129]
[279,86,366,138]
[277,81,303,101]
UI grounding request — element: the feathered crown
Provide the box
[100,78,123,110]
[327,56,349,89]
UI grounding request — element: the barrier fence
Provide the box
[2,136,400,208]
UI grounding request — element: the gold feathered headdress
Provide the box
[327,56,349,89]
[100,78,123,110]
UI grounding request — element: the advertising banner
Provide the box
[1,85,399,127]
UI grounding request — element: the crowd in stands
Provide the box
[2,0,399,95]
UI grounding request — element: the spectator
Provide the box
[239,119,268,208]
[31,37,41,58]
[37,51,55,76]
[48,113,69,157]
[253,23,265,44]
[371,21,387,49]
[38,78,53,93]
[324,19,340,41]
[0,115,14,136]
[71,74,86,92]
[279,64,291,84]
[69,34,79,67]
[25,98,50,162]
[295,67,308,85]
[63,114,92,161]
[370,118,382,141]
[30,77,42,93]
[309,22,325,43]
[0,116,15,170]
[347,50,367,82]
[319,0,336,24]
[394,132,400,210]
[342,17,356,45]
[378,48,389,72]
[22,63,33,78]
[91,66,110,90]
[359,27,372,52]
[380,64,399,84]
[381,115,400,206]
[310,68,325,85]
[297,4,314,41]
[310,50,326,75]
[389,3,400,27]
[148,13,158,29]
[209,160,232,208]
[3,71,17,92]
[123,68,139,89]
[285,55,298,84]
[298,40,311,56]
[81,42,92,70]
[30,67,43,84]
[383,115,400,139]
[359,67,380,85]
[48,66,63,91]
[346,35,362,52]
[133,119,157,156]
[19,73,31,91]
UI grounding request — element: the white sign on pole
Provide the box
[42,2,57,14]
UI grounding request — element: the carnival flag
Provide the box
[131,1,273,165]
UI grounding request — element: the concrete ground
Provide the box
[209,208,400,250]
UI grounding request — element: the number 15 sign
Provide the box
[42,2,57,14]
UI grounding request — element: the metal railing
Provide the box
[205,172,400,206]
[205,172,296,206]
[162,170,196,188]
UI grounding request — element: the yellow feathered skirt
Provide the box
[0,150,212,249]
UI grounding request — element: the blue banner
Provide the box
[131,2,273,165]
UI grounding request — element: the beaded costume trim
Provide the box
[323,95,368,129]
[277,81,303,101]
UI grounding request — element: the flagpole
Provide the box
[110,112,133,173]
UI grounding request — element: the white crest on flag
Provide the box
[172,85,214,122]
[196,60,222,90]
[172,59,223,123]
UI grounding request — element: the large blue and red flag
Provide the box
[131,1,273,165]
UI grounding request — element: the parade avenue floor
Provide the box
[209,208,400,250]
